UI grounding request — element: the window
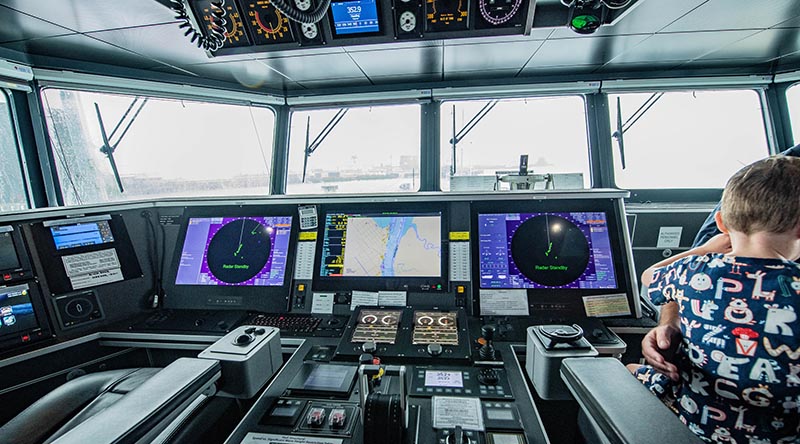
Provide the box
[786,83,800,144]
[286,104,421,194]
[41,88,275,205]
[609,90,768,189]
[440,96,590,191]
[0,90,29,212]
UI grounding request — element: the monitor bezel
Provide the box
[0,226,33,282]
[164,206,299,312]
[326,0,384,39]
[312,202,449,293]
[470,198,636,314]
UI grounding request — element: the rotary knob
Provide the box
[427,343,443,356]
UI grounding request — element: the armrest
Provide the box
[52,357,221,444]
[560,358,702,444]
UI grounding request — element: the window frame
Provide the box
[604,87,773,203]
[284,101,426,195]
[437,93,593,192]
[0,87,32,213]
[37,85,279,206]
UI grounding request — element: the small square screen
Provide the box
[0,231,20,271]
[50,221,114,250]
[304,365,351,391]
[330,0,380,35]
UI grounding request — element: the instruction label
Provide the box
[656,226,682,249]
[241,433,342,444]
[311,293,334,314]
[479,289,529,316]
[62,248,123,290]
[350,290,379,310]
[582,294,631,317]
[378,291,407,306]
[294,241,316,280]
[433,396,485,431]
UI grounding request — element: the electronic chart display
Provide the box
[478,212,618,289]
[175,217,292,286]
[316,209,446,292]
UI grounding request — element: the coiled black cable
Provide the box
[170,0,227,51]
[270,0,332,24]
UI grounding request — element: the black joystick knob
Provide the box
[447,426,470,444]
[427,343,443,356]
[481,324,496,341]
[233,333,253,346]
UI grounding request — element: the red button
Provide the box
[21,335,30,342]
[2,274,10,281]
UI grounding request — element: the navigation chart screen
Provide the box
[175,216,292,286]
[478,212,617,289]
[320,212,442,278]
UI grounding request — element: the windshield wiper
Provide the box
[612,92,663,169]
[302,108,348,183]
[94,97,148,192]
[449,100,498,175]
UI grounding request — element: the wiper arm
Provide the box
[302,108,348,182]
[93,98,149,192]
[611,92,663,170]
[449,100,498,175]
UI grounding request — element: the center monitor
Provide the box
[166,209,297,312]
[315,206,446,292]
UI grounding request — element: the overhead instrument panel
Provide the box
[242,0,296,45]
[473,0,527,29]
[189,0,252,47]
[425,0,469,32]
[393,0,424,39]
[291,0,325,45]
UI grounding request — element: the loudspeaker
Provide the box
[393,0,423,39]
[54,290,104,329]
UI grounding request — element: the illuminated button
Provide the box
[456,286,465,294]
[298,284,305,292]
[21,335,30,342]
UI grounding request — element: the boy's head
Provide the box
[720,156,800,235]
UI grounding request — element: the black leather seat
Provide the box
[0,368,160,444]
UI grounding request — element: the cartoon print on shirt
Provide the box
[732,327,759,356]
[690,273,714,291]
[747,271,776,301]
[748,358,780,384]
[702,324,727,348]
[711,426,735,442]
[682,318,702,339]
[778,275,800,297]
[787,364,800,387]
[711,350,750,381]
[764,305,796,336]
[716,278,744,300]
[692,299,719,320]
[763,337,800,360]
[725,299,756,325]
[731,405,756,433]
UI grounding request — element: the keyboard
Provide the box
[246,313,322,334]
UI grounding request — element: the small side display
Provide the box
[50,220,114,251]
[330,0,381,36]
[0,282,51,351]
[0,228,21,272]
[175,217,292,286]
[478,212,617,289]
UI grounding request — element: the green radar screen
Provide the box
[206,218,272,283]
[510,214,590,286]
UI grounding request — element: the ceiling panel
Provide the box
[527,34,649,68]
[596,60,683,73]
[261,53,366,82]
[608,30,759,64]
[0,5,74,43]
[88,22,212,66]
[775,16,800,29]
[444,68,520,81]
[0,0,175,33]
[295,77,372,90]
[370,73,442,85]
[698,28,800,62]
[349,46,442,78]
[549,0,708,38]
[518,64,601,76]
[680,58,773,71]
[180,59,296,89]
[1,34,160,69]
[663,0,800,33]
[444,40,545,72]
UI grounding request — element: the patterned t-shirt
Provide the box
[640,254,800,443]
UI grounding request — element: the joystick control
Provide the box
[446,426,471,444]
[427,343,443,356]
[479,325,496,360]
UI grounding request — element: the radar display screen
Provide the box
[50,220,115,250]
[426,0,469,32]
[330,0,381,35]
[319,212,442,278]
[175,216,292,286]
[478,212,617,289]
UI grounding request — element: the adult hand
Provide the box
[641,324,681,381]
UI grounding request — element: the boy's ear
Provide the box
[714,211,728,233]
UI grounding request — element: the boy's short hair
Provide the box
[721,156,800,234]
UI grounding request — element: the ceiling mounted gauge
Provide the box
[295,0,313,11]
[301,23,319,39]
[425,0,469,32]
[475,0,526,29]
[189,0,252,47]
[399,11,417,32]
[393,0,422,39]
[242,0,296,45]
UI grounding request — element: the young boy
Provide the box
[631,156,800,443]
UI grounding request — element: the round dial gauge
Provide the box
[399,11,417,32]
[244,0,294,44]
[478,0,523,26]
[301,23,319,39]
[294,0,312,11]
